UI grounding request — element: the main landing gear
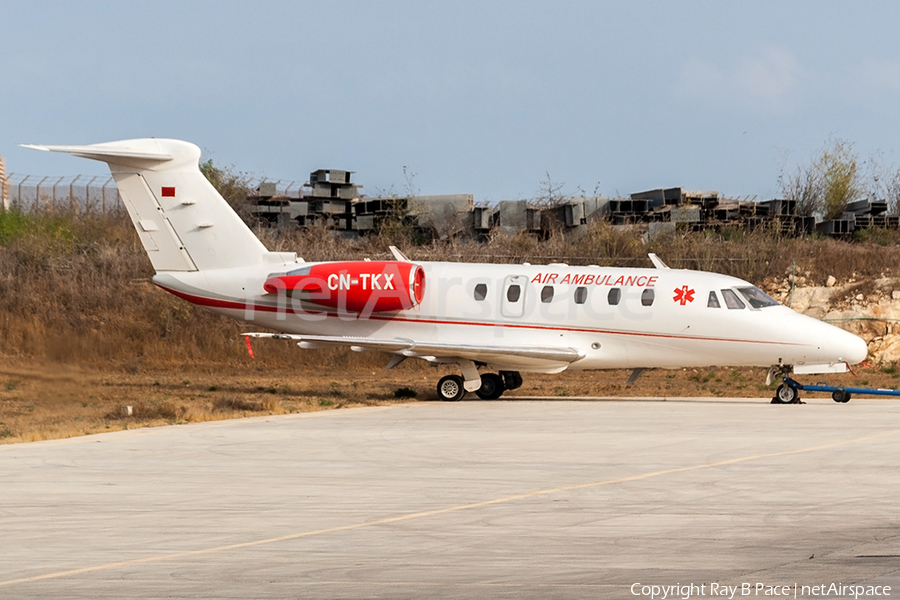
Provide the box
[436,370,523,401]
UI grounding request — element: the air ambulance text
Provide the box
[530,273,657,287]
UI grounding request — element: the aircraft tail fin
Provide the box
[24,139,268,272]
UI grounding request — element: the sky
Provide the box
[4,1,900,203]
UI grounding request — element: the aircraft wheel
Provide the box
[775,384,799,404]
[437,375,465,401]
[500,370,523,390]
[475,373,505,400]
[832,389,851,403]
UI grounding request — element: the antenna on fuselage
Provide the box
[390,246,411,262]
[648,253,670,269]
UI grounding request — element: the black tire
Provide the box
[832,389,851,403]
[475,373,505,400]
[500,370,523,390]
[775,384,799,404]
[437,375,465,401]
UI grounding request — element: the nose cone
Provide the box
[826,326,868,365]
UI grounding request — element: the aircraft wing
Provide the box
[243,332,585,370]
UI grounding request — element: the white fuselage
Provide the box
[153,260,867,374]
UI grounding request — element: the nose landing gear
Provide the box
[773,383,800,404]
[770,365,801,404]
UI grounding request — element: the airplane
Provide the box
[25,138,868,404]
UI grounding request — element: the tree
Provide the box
[819,139,861,220]
[868,158,900,216]
[778,161,823,218]
[533,172,567,207]
[779,138,861,220]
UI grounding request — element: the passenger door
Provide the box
[501,275,527,318]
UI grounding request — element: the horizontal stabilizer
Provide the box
[21,143,173,166]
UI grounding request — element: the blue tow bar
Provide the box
[782,376,900,403]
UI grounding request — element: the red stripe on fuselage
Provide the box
[154,283,800,347]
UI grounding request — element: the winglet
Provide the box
[648,253,670,269]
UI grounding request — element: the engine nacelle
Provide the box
[264,261,425,313]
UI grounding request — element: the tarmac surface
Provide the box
[2,397,900,599]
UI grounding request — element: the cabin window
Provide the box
[737,286,779,308]
[641,288,655,306]
[474,283,487,301]
[608,288,621,306]
[507,284,521,303]
[541,286,554,303]
[721,289,745,310]
[574,286,588,304]
[708,291,721,308]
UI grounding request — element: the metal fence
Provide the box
[0,174,300,214]
[4,174,122,214]
[0,156,8,210]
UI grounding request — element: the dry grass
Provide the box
[0,358,420,444]
[4,211,900,359]
[3,213,900,368]
[4,210,900,444]
[2,212,899,372]
[2,357,900,445]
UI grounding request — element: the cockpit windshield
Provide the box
[737,286,780,309]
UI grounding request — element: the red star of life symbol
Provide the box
[673,285,695,305]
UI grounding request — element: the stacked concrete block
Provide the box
[497,200,528,235]
[582,196,610,222]
[472,206,493,231]
[243,165,900,240]
[308,169,361,200]
[409,194,474,238]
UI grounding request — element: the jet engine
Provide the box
[264,261,425,313]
